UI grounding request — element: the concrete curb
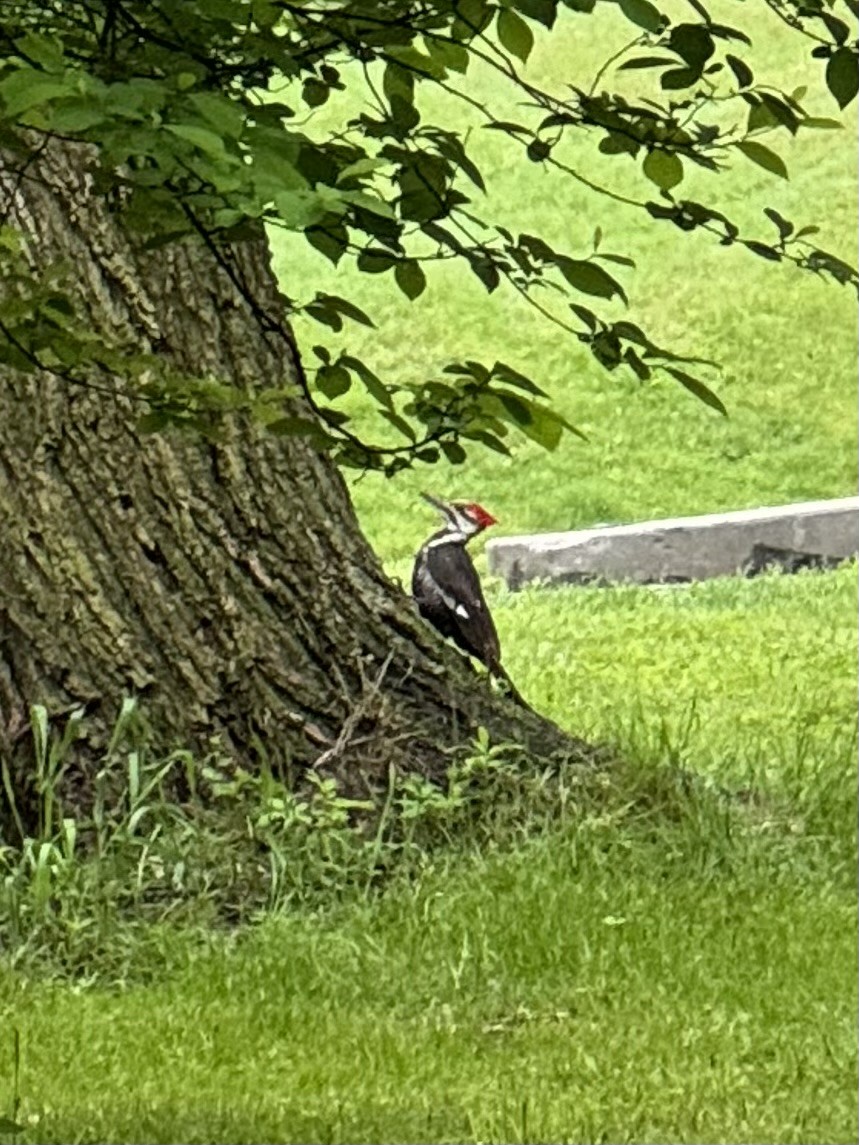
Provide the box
[486,497,859,589]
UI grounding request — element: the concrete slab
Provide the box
[486,497,859,589]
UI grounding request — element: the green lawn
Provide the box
[2,4,858,1142]
[2,847,856,1144]
[497,566,857,783]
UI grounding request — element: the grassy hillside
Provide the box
[269,3,857,564]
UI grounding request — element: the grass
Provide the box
[1,793,856,1143]
[497,565,857,785]
[2,841,856,1144]
[1,4,858,1142]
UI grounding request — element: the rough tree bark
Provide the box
[0,138,588,823]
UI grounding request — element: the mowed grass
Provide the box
[496,565,857,786]
[2,6,858,1143]
[2,835,856,1145]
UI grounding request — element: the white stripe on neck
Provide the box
[426,531,467,548]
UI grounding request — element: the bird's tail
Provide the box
[491,662,532,711]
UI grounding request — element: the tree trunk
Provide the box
[0,138,588,824]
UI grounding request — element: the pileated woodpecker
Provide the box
[412,492,527,706]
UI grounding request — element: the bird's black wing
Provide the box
[423,541,501,667]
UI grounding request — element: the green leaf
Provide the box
[386,45,446,80]
[337,157,387,183]
[189,92,246,139]
[759,92,799,134]
[618,56,678,71]
[0,70,71,117]
[340,355,394,409]
[826,47,859,110]
[415,447,440,464]
[726,53,753,88]
[397,164,446,222]
[736,140,788,180]
[465,429,512,455]
[570,303,598,330]
[669,24,714,69]
[308,294,375,329]
[434,134,487,191]
[798,117,843,130]
[470,257,501,292]
[250,133,306,198]
[803,248,858,287]
[665,367,727,415]
[598,252,635,267]
[743,240,781,262]
[326,295,376,327]
[617,0,664,33]
[341,190,396,219]
[441,440,467,464]
[491,361,548,397]
[763,207,793,240]
[381,409,417,441]
[526,139,551,161]
[316,364,351,399]
[0,1117,26,1134]
[557,258,626,302]
[165,122,228,159]
[455,0,493,34]
[625,347,652,381]
[49,98,105,132]
[497,390,534,426]
[394,260,427,300]
[599,132,640,157]
[482,120,531,136]
[357,249,397,274]
[643,149,684,191]
[660,66,699,90]
[746,100,780,133]
[514,0,557,28]
[820,12,850,45]
[706,20,750,45]
[383,62,414,105]
[274,189,331,229]
[16,32,65,72]
[426,37,471,73]
[302,78,330,107]
[496,9,535,63]
[305,223,347,265]
[464,359,491,382]
[252,0,282,29]
[519,401,580,449]
[305,305,343,333]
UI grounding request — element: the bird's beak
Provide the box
[421,492,451,515]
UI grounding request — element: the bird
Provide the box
[411,492,528,707]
